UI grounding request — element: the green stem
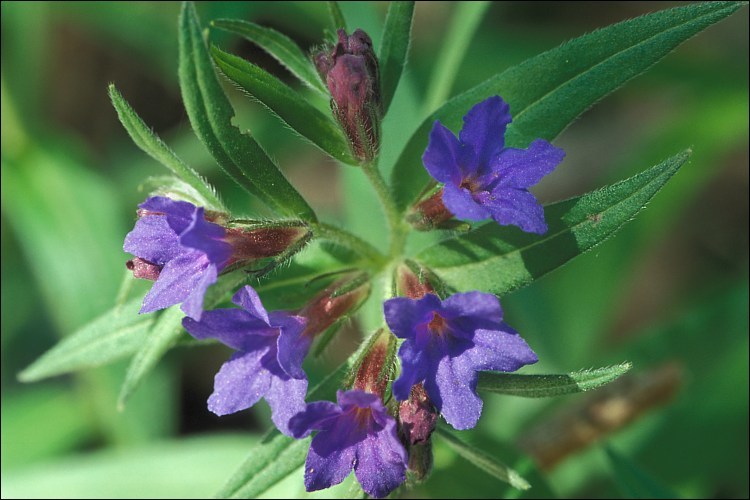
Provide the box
[361,161,407,258]
[313,221,386,264]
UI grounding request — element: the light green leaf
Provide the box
[436,427,531,491]
[217,363,347,499]
[417,151,689,296]
[211,19,328,94]
[178,2,316,221]
[210,45,353,164]
[108,84,225,211]
[378,1,415,114]
[327,1,347,33]
[18,298,154,383]
[478,363,632,398]
[422,1,490,114]
[391,1,744,211]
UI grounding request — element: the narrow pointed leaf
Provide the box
[417,151,689,296]
[211,19,327,94]
[178,2,316,221]
[217,363,348,498]
[422,1,490,114]
[378,1,415,114]
[391,1,744,210]
[210,46,353,164]
[327,1,347,32]
[436,427,531,491]
[108,84,225,212]
[18,298,154,382]
[478,363,632,398]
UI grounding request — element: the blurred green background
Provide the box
[1,1,747,498]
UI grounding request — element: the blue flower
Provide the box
[182,285,309,436]
[289,390,407,498]
[124,196,231,320]
[384,291,538,430]
[423,96,565,234]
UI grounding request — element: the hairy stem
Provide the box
[361,161,407,258]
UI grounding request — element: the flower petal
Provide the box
[442,291,503,323]
[232,285,271,326]
[478,187,548,234]
[139,196,196,234]
[441,184,491,221]
[265,375,308,436]
[139,251,210,316]
[491,139,565,190]
[180,262,219,320]
[383,294,441,340]
[422,121,462,185]
[182,309,276,352]
[273,313,310,379]
[123,216,180,264]
[207,349,272,416]
[392,341,429,401]
[179,207,232,266]
[304,434,356,492]
[458,96,512,176]
[354,424,407,498]
[289,401,341,438]
[468,327,538,372]
[427,353,483,430]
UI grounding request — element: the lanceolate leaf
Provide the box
[417,151,690,296]
[217,363,348,499]
[391,1,743,211]
[178,2,316,221]
[210,46,353,164]
[378,1,415,114]
[435,427,531,491]
[18,298,154,382]
[477,363,632,398]
[108,84,225,212]
[211,19,328,94]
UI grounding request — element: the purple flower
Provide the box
[124,196,231,320]
[422,96,565,234]
[384,291,538,430]
[289,390,407,498]
[182,285,309,436]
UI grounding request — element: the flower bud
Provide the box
[398,384,438,445]
[352,328,396,398]
[396,263,435,299]
[315,28,381,162]
[298,273,371,338]
[126,257,161,281]
[223,224,310,268]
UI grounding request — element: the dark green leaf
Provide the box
[217,363,348,498]
[605,446,680,499]
[18,298,154,382]
[436,427,531,491]
[211,19,327,94]
[378,1,415,114]
[391,1,743,211]
[108,84,225,211]
[327,1,347,33]
[211,46,353,164]
[417,151,689,296]
[178,2,316,221]
[478,363,632,398]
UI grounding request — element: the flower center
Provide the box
[427,312,448,336]
[352,407,373,429]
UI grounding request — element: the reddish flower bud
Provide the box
[396,263,435,299]
[315,28,381,162]
[224,225,310,267]
[352,329,396,398]
[126,257,161,281]
[398,384,438,445]
[298,274,370,338]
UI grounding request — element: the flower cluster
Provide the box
[122,23,562,497]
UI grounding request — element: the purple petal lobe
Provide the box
[383,294,441,339]
[123,216,180,264]
[182,309,276,352]
[442,291,504,332]
[422,121,462,185]
[232,286,271,326]
[480,188,548,234]
[180,262,218,320]
[139,196,196,234]
[179,207,231,266]
[273,313,310,379]
[441,183,491,221]
[469,327,538,372]
[459,96,512,175]
[289,401,341,439]
[492,139,565,190]
[392,341,429,401]
[139,251,210,316]
[207,350,272,416]
[429,353,483,430]
[304,435,356,492]
[264,375,308,436]
[354,423,408,498]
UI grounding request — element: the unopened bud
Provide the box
[315,28,381,162]
[126,257,161,281]
[398,384,438,445]
[224,224,310,267]
[352,329,396,397]
[396,263,435,299]
[406,187,473,231]
[298,274,370,338]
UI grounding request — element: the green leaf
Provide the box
[422,1,490,114]
[378,1,415,114]
[178,2,316,221]
[605,446,680,499]
[417,151,689,296]
[478,362,632,398]
[18,298,154,382]
[211,19,328,94]
[436,427,531,491]
[327,1,347,33]
[390,1,744,211]
[217,363,347,498]
[210,45,353,164]
[108,84,225,211]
